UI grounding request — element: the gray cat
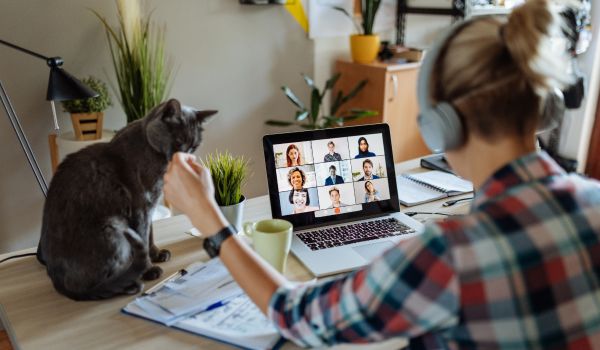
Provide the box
[38,99,216,300]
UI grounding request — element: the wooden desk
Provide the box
[0,159,470,349]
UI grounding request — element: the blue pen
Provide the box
[205,299,229,312]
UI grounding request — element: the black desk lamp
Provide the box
[0,39,98,197]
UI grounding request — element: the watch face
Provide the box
[203,238,219,258]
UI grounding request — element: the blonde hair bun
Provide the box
[504,0,575,92]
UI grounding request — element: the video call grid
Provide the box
[273,134,391,214]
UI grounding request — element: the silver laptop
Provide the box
[263,124,423,277]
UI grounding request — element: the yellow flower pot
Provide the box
[350,34,380,64]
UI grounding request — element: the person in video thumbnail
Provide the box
[327,187,348,209]
[324,165,344,186]
[286,144,301,167]
[287,167,306,190]
[363,181,381,203]
[323,141,342,162]
[354,137,376,158]
[358,159,379,181]
[289,189,319,213]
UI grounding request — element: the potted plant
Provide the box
[335,0,382,64]
[93,0,173,124]
[266,73,377,129]
[203,151,250,232]
[61,76,112,141]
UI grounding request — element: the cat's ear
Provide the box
[162,99,182,123]
[196,110,217,125]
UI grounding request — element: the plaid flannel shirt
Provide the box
[268,151,600,349]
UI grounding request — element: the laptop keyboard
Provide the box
[296,218,416,251]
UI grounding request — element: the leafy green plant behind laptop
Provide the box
[266,73,377,130]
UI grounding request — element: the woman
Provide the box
[164,2,600,348]
[286,167,305,191]
[286,144,301,167]
[288,188,319,214]
[363,181,380,203]
[354,137,376,158]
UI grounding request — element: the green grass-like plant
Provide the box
[203,152,250,207]
[93,0,173,124]
[266,73,377,130]
[333,0,382,35]
[61,76,112,113]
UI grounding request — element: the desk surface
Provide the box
[0,159,471,350]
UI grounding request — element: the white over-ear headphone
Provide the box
[416,18,567,153]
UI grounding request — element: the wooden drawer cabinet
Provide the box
[334,60,430,162]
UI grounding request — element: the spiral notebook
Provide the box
[396,170,473,206]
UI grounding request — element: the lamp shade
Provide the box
[47,66,99,101]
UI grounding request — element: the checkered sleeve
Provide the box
[267,224,459,347]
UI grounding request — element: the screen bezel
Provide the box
[263,124,400,230]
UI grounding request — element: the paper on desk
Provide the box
[185,294,277,338]
[136,258,243,325]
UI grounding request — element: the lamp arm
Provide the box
[0,39,50,61]
[0,39,63,67]
[0,80,48,197]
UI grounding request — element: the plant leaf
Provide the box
[341,79,368,104]
[331,6,362,34]
[330,91,344,115]
[265,120,295,127]
[302,74,315,89]
[281,86,305,110]
[324,73,341,92]
[310,88,322,126]
[295,110,309,121]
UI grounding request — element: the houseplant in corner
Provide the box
[265,73,377,129]
[335,0,382,64]
[93,0,173,124]
[61,76,112,141]
[203,151,250,232]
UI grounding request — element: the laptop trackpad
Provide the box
[352,241,394,262]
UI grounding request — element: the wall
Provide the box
[0,0,313,253]
[560,1,600,171]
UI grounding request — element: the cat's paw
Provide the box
[123,281,142,295]
[142,266,163,281]
[150,249,171,263]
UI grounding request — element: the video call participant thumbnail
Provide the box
[286,144,302,167]
[327,187,349,209]
[288,167,306,190]
[289,189,319,214]
[354,137,376,159]
[323,141,342,162]
[324,165,344,185]
[363,181,381,203]
[358,159,379,181]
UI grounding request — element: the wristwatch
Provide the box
[202,225,236,258]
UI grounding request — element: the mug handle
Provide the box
[242,222,254,237]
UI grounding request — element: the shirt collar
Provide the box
[472,151,565,209]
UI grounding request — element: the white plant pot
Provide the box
[152,204,172,222]
[219,196,246,233]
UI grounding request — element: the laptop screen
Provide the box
[263,124,399,229]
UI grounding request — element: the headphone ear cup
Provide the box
[538,88,566,133]
[418,102,464,153]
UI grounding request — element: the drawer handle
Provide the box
[389,75,398,102]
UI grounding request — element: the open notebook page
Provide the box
[396,175,447,206]
[408,170,473,193]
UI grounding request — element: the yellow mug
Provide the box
[243,219,293,273]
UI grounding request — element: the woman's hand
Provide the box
[163,152,228,236]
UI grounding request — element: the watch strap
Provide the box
[203,225,236,258]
